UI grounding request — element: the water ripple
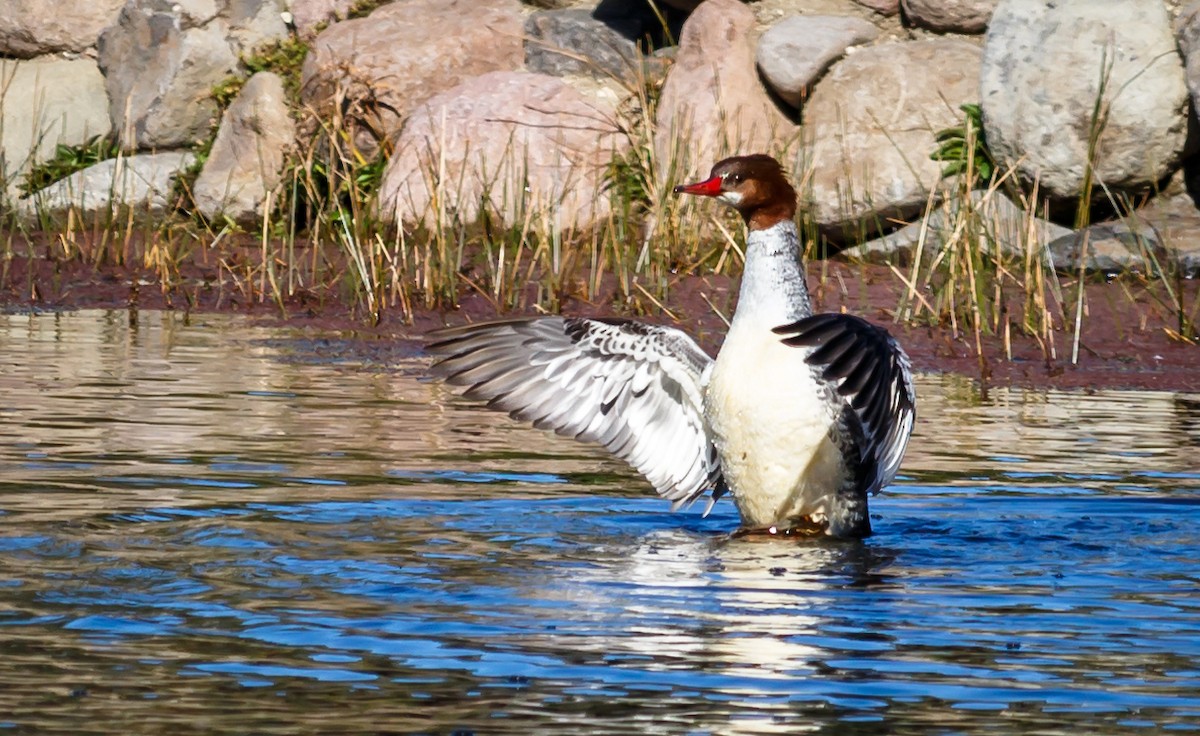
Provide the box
[0,311,1198,734]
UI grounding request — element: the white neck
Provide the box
[730,220,811,329]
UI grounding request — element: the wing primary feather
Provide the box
[429,317,723,509]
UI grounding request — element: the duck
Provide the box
[426,154,915,538]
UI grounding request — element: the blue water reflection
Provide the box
[0,311,1198,734]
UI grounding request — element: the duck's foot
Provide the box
[732,516,826,538]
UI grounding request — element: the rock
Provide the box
[804,38,982,240]
[525,9,641,80]
[96,0,288,150]
[981,0,1189,200]
[16,152,194,222]
[1175,2,1200,121]
[901,0,997,33]
[754,0,889,25]
[654,0,796,183]
[288,0,357,37]
[1047,221,1163,274]
[756,15,879,109]
[379,71,627,233]
[842,190,1071,263]
[0,0,125,57]
[301,0,523,139]
[225,0,289,55]
[1135,192,1200,276]
[193,72,295,225]
[0,57,112,200]
[852,0,899,14]
[98,4,239,150]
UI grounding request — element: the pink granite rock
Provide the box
[380,71,627,234]
[654,0,796,182]
[301,0,524,138]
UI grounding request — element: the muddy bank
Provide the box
[1,249,1196,393]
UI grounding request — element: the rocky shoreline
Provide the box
[3,0,1200,270]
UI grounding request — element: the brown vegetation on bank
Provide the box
[2,229,1195,393]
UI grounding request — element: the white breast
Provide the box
[704,322,847,529]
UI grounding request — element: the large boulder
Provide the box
[900,0,997,33]
[981,0,1189,200]
[193,72,295,225]
[655,0,796,183]
[16,152,194,223]
[525,9,641,81]
[97,0,288,151]
[756,15,879,109]
[301,0,523,139]
[99,5,230,150]
[804,38,981,239]
[380,71,627,233]
[0,0,125,57]
[0,57,112,199]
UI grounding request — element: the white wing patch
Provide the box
[427,318,724,508]
[774,313,917,495]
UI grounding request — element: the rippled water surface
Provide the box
[1,310,1199,734]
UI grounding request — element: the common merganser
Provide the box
[427,154,915,537]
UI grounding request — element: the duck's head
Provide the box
[673,154,797,231]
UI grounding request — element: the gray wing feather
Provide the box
[774,313,916,495]
[427,317,724,508]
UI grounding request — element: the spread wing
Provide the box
[427,317,725,510]
[774,313,916,495]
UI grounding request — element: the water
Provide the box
[1,310,1198,735]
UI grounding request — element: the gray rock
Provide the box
[843,190,1071,263]
[301,0,523,139]
[226,0,289,55]
[0,57,112,201]
[852,0,899,14]
[901,0,997,33]
[1134,192,1200,276]
[16,151,194,222]
[525,9,641,80]
[655,0,796,183]
[756,15,879,109]
[98,4,239,150]
[97,0,288,150]
[1047,222,1163,274]
[804,38,981,240]
[193,72,295,225]
[380,71,626,233]
[0,0,125,57]
[981,0,1189,200]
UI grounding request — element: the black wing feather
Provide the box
[774,313,916,495]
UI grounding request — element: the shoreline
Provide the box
[3,256,1196,394]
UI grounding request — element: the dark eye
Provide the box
[730,173,742,183]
